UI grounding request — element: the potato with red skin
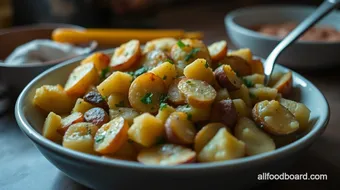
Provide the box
[208,40,227,63]
[210,99,238,128]
[165,112,196,145]
[214,65,242,91]
[168,77,186,105]
[84,107,109,127]
[81,52,110,75]
[219,56,251,76]
[141,50,171,69]
[143,37,177,54]
[137,144,196,166]
[250,59,264,74]
[83,91,109,110]
[273,71,293,97]
[58,112,84,135]
[178,78,216,109]
[110,40,141,71]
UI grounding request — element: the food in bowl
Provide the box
[252,22,340,42]
[32,38,311,166]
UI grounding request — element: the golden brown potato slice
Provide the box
[249,59,264,74]
[156,104,176,124]
[150,61,177,88]
[219,56,251,76]
[234,117,275,156]
[97,71,133,97]
[137,144,196,166]
[141,50,171,69]
[214,65,242,91]
[229,84,252,107]
[176,104,211,122]
[215,88,230,102]
[33,85,76,114]
[242,74,265,87]
[84,107,109,127]
[42,112,63,142]
[252,100,299,135]
[58,112,84,135]
[165,112,196,145]
[128,113,164,147]
[109,108,140,126]
[168,77,186,105]
[232,99,251,118]
[210,99,238,128]
[63,122,98,154]
[194,123,227,153]
[64,63,99,96]
[83,90,109,110]
[110,39,141,71]
[143,37,177,54]
[198,128,245,162]
[279,98,311,132]
[94,117,129,154]
[81,52,110,76]
[268,72,284,87]
[107,93,130,109]
[228,48,252,63]
[128,73,166,113]
[183,58,215,84]
[72,98,95,114]
[273,71,293,97]
[104,141,138,161]
[178,78,216,108]
[249,87,278,105]
[208,40,228,63]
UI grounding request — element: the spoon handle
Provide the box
[264,0,340,85]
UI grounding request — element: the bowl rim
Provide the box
[225,4,340,45]
[15,50,330,170]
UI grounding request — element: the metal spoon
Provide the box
[264,0,340,85]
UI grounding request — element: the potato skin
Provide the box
[211,99,238,128]
[228,48,252,63]
[273,71,293,97]
[110,39,141,71]
[250,59,264,74]
[143,37,177,54]
[208,40,228,63]
[58,112,84,135]
[219,56,251,76]
[72,98,95,114]
[81,52,110,75]
[84,107,109,127]
[168,77,186,105]
[83,90,109,110]
[214,65,242,91]
[165,112,196,145]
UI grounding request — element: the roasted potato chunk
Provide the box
[210,99,238,128]
[94,117,129,154]
[128,113,164,147]
[208,40,227,63]
[228,48,252,63]
[128,73,166,113]
[63,122,98,154]
[232,99,250,118]
[109,108,140,126]
[250,59,264,74]
[141,50,171,69]
[252,100,299,135]
[150,61,177,88]
[214,65,242,91]
[110,39,141,71]
[279,98,311,132]
[215,88,230,102]
[107,93,130,109]
[64,63,99,96]
[198,128,245,162]
[176,104,211,122]
[249,87,278,105]
[137,144,196,166]
[219,56,251,76]
[230,84,252,107]
[84,107,109,127]
[194,123,227,153]
[242,74,265,86]
[42,112,63,142]
[168,77,186,105]
[234,117,275,156]
[81,52,110,76]
[156,104,176,124]
[143,37,177,54]
[83,90,109,110]
[165,112,196,145]
[97,71,133,97]
[268,72,284,87]
[183,58,215,84]
[272,71,293,97]
[72,98,94,114]
[33,85,76,114]
[178,78,216,108]
[58,112,84,135]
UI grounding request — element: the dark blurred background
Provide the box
[0,0,326,29]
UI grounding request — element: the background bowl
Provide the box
[0,23,94,97]
[225,5,340,69]
[15,50,329,190]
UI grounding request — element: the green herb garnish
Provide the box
[249,92,256,99]
[159,94,168,104]
[184,48,200,62]
[95,134,105,143]
[100,67,110,80]
[155,136,166,145]
[115,100,125,108]
[205,62,209,68]
[160,103,167,111]
[141,92,153,104]
[235,71,241,77]
[187,113,192,121]
[186,104,190,108]
[177,40,186,48]
[166,59,174,64]
[87,128,92,135]
[134,67,148,78]
[242,78,254,88]
[101,95,107,100]
[163,75,167,80]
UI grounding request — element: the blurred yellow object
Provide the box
[52,28,203,45]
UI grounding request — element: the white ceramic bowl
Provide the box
[225,5,340,69]
[15,50,330,190]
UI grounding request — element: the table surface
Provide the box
[1,2,340,190]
